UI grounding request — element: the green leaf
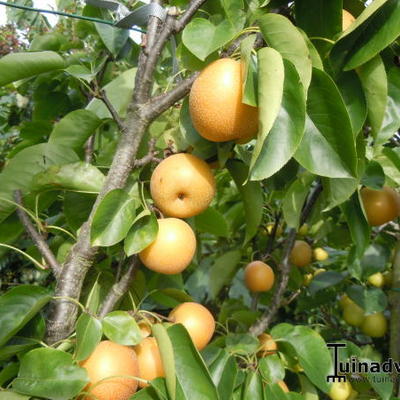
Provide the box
[151,288,193,308]
[0,362,19,387]
[195,207,229,238]
[64,192,96,231]
[29,33,65,51]
[375,66,400,147]
[0,285,51,347]
[49,109,102,151]
[336,71,367,136]
[124,212,158,256]
[208,350,238,400]
[32,162,105,193]
[167,324,219,400]
[309,271,345,295]
[258,354,285,382]
[209,250,242,299]
[87,68,136,119]
[0,391,30,400]
[361,243,391,277]
[0,337,38,362]
[182,18,238,61]
[0,143,79,223]
[295,0,342,39]
[321,177,358,211]
[12,348,88,400]
[95,24,129,57]
[258,13,312,91]
[295,68,357,178]
[299,375,319,400]
[91,189,137,247]
[64,65,95,83]
[377,147,400,185]
[240,35,258,107]
[243,372,264,400]
[102,311,142,345]
[226,160,263,244]
[361,160,385,189]
[0,51,64,86]
[344,0,400,70]
[75,313,102,362]
[225,333,259,355]
[152,324,176,400]
[251,59,306,180]
[347,285,387,313]
[249,47,284,171]
[357,55,388,138]
[341,192,370,257]
[271,324,332,393]
[282,172,314,228]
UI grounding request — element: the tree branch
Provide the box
[99,89,125,131]
[250,181,323,336]
[134,138,162,167]
[14,190,62,278]
[98,256,138,318]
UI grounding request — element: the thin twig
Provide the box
[263,212,282,260]
[134,138,162,167]
[99,89,125,131]
[84,135,95,164]
[14,190,61,278]
[250,181,323,335]
[98,257,138,318]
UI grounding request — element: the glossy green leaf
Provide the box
[209,250,242,299]
[49,109,102,151]
[299,375,319,400]
[250,59,306,180]
[0,391,29,400]
[258,354,285,382]
[124,212,158,256]
[295,68,357,178]
[12,348,88,400]
[64,65,95,82]
[0,143,79,223]
[341,192,370,257]
[29,33,65,51]
[0,362,19,387]
[375,66,400,147]
[0,51,64,86]
[75,313,102,362]
[32,162,105,193]
[282,172,314,228]
[336,71,367,136]
[226,160,263,244]
[357,55,388,138]
[225,333,259,356]
[258,13,312,91]
[345,0,400,70]
[64,192,96,231]
[182,18,237,61]
[95,24,129,57]
[195,207,229,238]
[264,382,291,399]
[361,243,391,277]
[298,28,324,70]
[153,324,176,400]
[91,189,137,247]
[321,177,358,211]
[208,350,237,400]
[295,0,342,39]
[361,160,385,189]
[240,35,258,107]
[0,337,38,361]
[87,68,136,119]
[0,285,51,347]
[271,324,332,392]
[243,372,263,400]
[167,324,219,400]
[376,147,400,185]
[309,271,345,295]
[102,311,142,346]
[347,285,387,313]
[151,288,193,308]
[250,47,284,171]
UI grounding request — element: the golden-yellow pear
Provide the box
[290,240,312,267]
[257,333,278,357]
[189,58,258,142]
[329,381,352,400]
[80,340,139,400]
[139,218,196,274]
[361,312,387,337]
[342,9,356,31]
[313,247,329,261]
[343,302,365,327]
[135,337,165,388]
[169,302,215,350]
[367,272,384,288]
[339,294,353,309]
[298,223,309,236]
[360,186,400,226]
[150,153,216,218]
[244,261,275,292]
